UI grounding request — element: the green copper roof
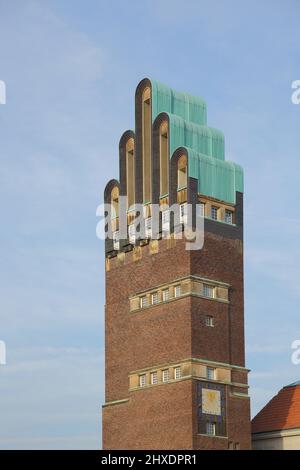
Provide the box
[166,113,224,160]
[151,79,207,126]
[187,148,243,203]
[148,78,243,204]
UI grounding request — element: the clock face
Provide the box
[202,388,221,416]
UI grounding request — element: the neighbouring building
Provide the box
[252,381,300,450]
[102,78,251,450]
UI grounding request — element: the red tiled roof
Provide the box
[252,383,300,434]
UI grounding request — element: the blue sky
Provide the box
[0,0,299,449]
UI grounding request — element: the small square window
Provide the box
[151,371,158,385]
[151,292,158,305]
[174,285,181,298]
[140,296,148,308]
[139,374,146,387]
[203,284,214,298]
[162,369,169,383]
[207,367,215,380]
[205,316,214,327]
[225,209,233,224]
[206,422,216,436]
[174,366,181,380]
[211,206,218,221]
[162,289,169,302]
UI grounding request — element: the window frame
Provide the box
[206,422,216,436]
[128,223,136,244]
[199,202,205,217]
[205,315,214,327]
[203,284,214,299]
[161,209,170,232]
[174,366,182,380]
[150,371,158,385]
[162,288,169,302]
[112,230,120,250]
[206,367,216,380]
[179,202,187,225]
[211,206,218,221]
[140,295,148,309]
[225,209,233,224]
[162,369,170,383]
[145,216,152,238]
[151,292,158,305]
[174,285,181,298]
[139,374,146,388]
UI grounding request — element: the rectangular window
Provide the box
[174,366,181,380]
[174,285,181,298]
[162,369,169,383]
[145,217,152,238]
[180,203,187,224]
[162,289,169,302]
[151,371,158,385]
[162,210,170,232]
[228,441,234,450]
[203,284,214,298]
[205,315,214,327]
[128,223,136,244]
[235,442,240,450]
[225,209,233,224]
[211,206,218,221]
[206,422,216,436]
[112,230,119,250]
[199,202,205,217]
[139,374,146,387]
[140,296,148,308]
[151,292,158,305]
[207,367,215,380]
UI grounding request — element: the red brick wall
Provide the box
[103,380,193,450]
[105,238,190,402]
[191,231,245,367]
[103,231,250,449]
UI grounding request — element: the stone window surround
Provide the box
[129,275,230,313]
[198,195,235,225]
[129,358,249,393]
[124,193,235,232]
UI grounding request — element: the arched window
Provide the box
[142,87,151,203]
[159,121,169,197]
[111,186,119,219]
[126,138,135,210]
[178,155,187,189]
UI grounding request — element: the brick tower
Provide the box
[102,78,251,450]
